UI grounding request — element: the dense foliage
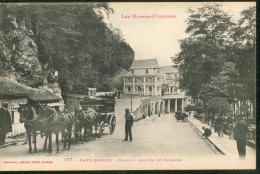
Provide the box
[206,97,231,116]
[0,3,134,94]
[173,4,256,117]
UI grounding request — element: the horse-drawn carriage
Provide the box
[18,89,116,153]
[175,111,188,122]
[79,93,116,138]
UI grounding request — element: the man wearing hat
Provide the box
[123,108,134,142]
[233,115,249,159]
[0,103,12,145]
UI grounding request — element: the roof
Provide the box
[96,92,116,98]
[160,66,178,74]
[28,88,61,102]
[130,59,160,69]
[0,78,61,102]
[0,78,32,98]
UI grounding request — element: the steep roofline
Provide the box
[130,58,160,69]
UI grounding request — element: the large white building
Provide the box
[124,59,161,96]
[123,59,192,113]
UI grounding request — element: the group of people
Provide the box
[201,113,250,159]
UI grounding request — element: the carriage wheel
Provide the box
[98,122,104,138]
[109,115,116,135]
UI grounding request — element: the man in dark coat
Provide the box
[233,116,249,159]
[123,108,134,142]
[215,115,224,137]
[0,103,12,145]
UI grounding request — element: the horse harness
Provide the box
[26,108,56,127]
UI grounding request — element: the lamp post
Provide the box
[141,88,143,102]
[131,93,132,111]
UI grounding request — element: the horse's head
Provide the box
[18,104,37,123]
[74,109,81,120]
[75,108,86,121]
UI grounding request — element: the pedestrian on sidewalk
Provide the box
[215,114,224,137]
[209,113,215,130]
[201,113,206,124]
[202,126,212,138]
[0,103,12,145]
[233,115,249,159]
[123,108,134,142]
[227,116,235,139]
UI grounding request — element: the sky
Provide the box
[105,2,255,66]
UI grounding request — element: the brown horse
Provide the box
[37,105,74,153]
[18,104,45,153]
[74,108,98,142]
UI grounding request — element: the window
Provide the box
[126,77,133,83]
[128,87,131,92]
[149,87,152,91]
[131,70,134,74]
[146,77,151,83]
[157,87,160,92]
[174,88,177,92]
[135,78,144,83]
[138,86,142,92]
[146,69,148,74]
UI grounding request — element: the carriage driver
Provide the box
[123,108,134,142]
[0,103,12,146]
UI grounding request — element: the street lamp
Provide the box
[131,93,132,111]
[141,88,143,102]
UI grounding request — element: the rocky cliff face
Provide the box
[0,14,61,98]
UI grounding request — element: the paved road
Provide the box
[1,98,256,170]
[0,98,221,159]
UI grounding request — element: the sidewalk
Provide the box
[187,116,256,159]
[0,136,25,148]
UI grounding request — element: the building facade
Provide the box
[124,59,162,96]
[124,59,193,113]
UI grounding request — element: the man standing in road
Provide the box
[233,116,249,159]
[123,108,134,142]
[0,103,12,145]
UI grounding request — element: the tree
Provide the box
[184,104,196,112]
[231,6,256,118]
[173,4,234,102]
[206,97,231,116]
[186,4,234,47]
[111,69,128,91]
[0,3,135,94]
[200,62,241,103]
